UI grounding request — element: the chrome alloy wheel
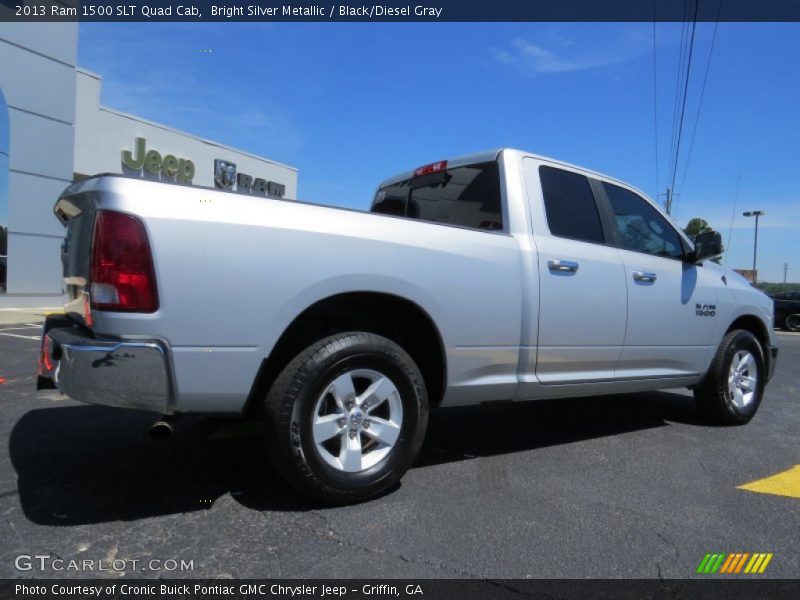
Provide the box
[727,350,758,409]
[312,369,403,473]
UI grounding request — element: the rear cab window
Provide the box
[372,161,504,232]
[538,165,606,244]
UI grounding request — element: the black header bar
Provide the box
[3,579,800,600]
[3,0,800,22]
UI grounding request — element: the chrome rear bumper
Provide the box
[37,315,170,414]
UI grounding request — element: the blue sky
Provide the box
[78,22,799,282]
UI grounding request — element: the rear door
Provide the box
[523,159,628,384]
[597,181,719,379]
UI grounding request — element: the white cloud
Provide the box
[492,27,652,76]
[502,40,591,74]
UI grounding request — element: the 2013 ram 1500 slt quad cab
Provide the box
[38,148,778,503]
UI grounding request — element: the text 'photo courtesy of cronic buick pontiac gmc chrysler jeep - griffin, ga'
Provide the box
[37,148,778,504]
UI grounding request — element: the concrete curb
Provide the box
[0,308,63,326]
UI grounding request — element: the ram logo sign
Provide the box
[212,158,286,198]
[214,159,237,190]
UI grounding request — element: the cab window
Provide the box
[539,166,605,244]
[372,162,503,232]
[603,182,684,259]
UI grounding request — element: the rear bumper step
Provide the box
[37,315,170,414]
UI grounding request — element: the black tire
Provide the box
[263,332,428,505]
[694,329,765,425]
[785,314,800,332]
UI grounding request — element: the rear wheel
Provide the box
[785,314,800,332]
[263,332,428,504]
[694,329,765,425]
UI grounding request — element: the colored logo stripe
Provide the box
[697,553,773,574]
[697,553,725,573]
[720,553,749,573]
[745,553,773,574]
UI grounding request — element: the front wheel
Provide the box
[694,329,765,425]
[263,332,428,504]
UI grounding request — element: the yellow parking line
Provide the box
[738,465,800,499]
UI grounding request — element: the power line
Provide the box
[724,173,741,267]
[667,0,692,187]
[667,16,689,187]
[676,0,722,200]
[668,0,700,218]
[652,11,660,195]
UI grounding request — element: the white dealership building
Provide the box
[0,23,298,307]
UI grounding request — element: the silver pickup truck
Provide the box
[38,148,778,503]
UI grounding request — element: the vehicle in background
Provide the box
[770,291,800,331]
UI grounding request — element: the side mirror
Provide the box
[691,230,723,262]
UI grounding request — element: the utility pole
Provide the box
[743,210,765,283]
[664,187,673,215]
[784,262,789,284]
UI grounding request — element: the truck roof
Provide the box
[376,148,655,206]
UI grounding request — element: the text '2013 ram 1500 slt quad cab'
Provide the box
[38,148,778,504]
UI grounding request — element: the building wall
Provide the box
[0,23,78,300]
[74,70,298,197]
[0,28,297,307]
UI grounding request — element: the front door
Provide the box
[599,181,718,379]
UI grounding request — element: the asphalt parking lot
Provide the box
[0,323,798,579]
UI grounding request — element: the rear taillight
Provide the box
[89,210,158,313]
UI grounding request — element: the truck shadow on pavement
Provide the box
[10,390,702,525]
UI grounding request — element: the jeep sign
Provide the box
[121,138,195,183]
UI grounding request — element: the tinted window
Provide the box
[539,166,604,244]
[372,162,503,231]
[603,182,683,259]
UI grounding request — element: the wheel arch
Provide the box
[726,314,771,360]
[244,292,447,413]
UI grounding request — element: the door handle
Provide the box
[632,271,657,283]
[548,259,579,273]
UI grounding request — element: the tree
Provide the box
[683,218,711,238]
[683,217,724,264]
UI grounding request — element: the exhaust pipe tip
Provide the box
[150,417,174,440]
